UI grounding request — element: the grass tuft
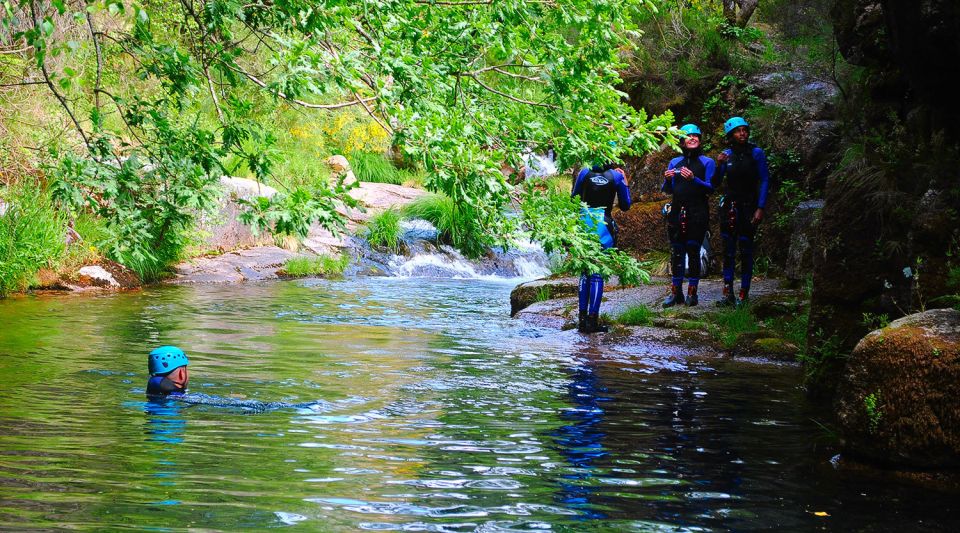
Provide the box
[365,208,403,252]
[349,152,406,185]
[281,254,350,277]
[710,306,760,348]
[618,304,656,326]
[402,193,488,258]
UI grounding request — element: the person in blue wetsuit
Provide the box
[714,117,770,306]
[661,124,715,307]
[572,162,631,333]
[146,346,190,397]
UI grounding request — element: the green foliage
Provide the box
[403,193,490,259]
[281,254,350,278]
[618,304,656,326]
[862,312,890,331]
[3,0,676,269]
[350,152,408,186]
[535,285,552,303]
[0,183,67,295]
[799,328,844,386]
[863,391,882,434]
[238,175,360,240]
[365,208,403,253]
[710,306,759,348]
[519,180,650,286]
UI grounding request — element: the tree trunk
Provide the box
[723,0,760,28]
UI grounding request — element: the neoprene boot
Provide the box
[663,284,685,308]
[578,310,588,333]
[585,314,609,333]
[716,283,736,307]
[686,285,699,307]
[737,288,749,307]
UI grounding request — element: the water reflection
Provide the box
[1,279,959,531]
[553,357,610,520]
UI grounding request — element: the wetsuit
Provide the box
[662,150,715,290]
[572,165,631,328]
[714,143,770,296]
[146,366,188,396]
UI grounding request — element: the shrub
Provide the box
[365,208,403,252]
[0,184,67,295]
[281,254,350,277]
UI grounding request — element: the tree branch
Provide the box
[466,73,559,109]
[225,62,377,109]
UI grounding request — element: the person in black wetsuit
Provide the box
[714,116,770,306]
[572,163,632,333]
[661,124,715,307]
[146,346,189,397]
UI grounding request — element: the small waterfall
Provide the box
[357,218,551,281]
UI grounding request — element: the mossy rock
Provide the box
[836,309,960,468]
[509,278,580,316]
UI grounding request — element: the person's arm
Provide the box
[692,156,715,192]
[613,169,632,211]
[661,160,677,194]
[755,147,770,209]
[571,168,589,197]
[713,150,729,192]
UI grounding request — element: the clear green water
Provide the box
[0,278,957,531]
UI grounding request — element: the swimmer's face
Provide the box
[166,366,189,391]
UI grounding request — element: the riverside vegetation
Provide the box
[1,0,682,295]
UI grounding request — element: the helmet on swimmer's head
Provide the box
[148,345,189,376]
[723,116,749,136]
[679,124,702,137]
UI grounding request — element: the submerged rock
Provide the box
[836,309,960,468]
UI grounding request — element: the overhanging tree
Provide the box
[1,0,677,277]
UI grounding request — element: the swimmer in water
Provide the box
[146,346,189,397]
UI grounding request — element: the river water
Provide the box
[0,278,957,531]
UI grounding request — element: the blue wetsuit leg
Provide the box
[587,274,604,316]
[579,273,589,315]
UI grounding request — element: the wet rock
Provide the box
[510,278,581,316]
[784,200,823,283]
[38,260,142,292]
[171,246,297,283]
[750,290,807,320]
[836,309,960,468]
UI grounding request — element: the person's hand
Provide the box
[717,152,728,163]
[679,167,693,181]
[664,169,675,178]
[752,208,764,224]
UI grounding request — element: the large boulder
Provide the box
[510,277,581,317]
[835,309,960,468]
[195,176,279,252]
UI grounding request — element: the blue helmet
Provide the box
[679,124,702,137]
[723,116,749,136]
[148,346,189,376]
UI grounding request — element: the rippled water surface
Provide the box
[1,278,958,531]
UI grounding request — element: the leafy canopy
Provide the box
[2,0,678,276]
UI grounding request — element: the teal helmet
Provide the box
[723,116,749,135]
[679,124,702,137]
[148,346,189,376]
